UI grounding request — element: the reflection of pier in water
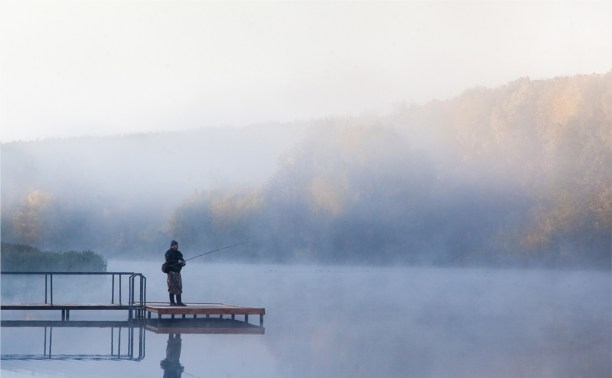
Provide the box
[1,319,145,361]
[147,318,265,334]
[1,317,264,361]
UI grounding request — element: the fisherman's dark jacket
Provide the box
[165,249,185,273]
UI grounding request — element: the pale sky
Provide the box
[1,0,611,142]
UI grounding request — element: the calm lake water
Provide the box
[1,261,610,377]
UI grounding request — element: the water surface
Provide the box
[2,262,610,377]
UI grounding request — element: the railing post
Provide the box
[111,274,115,304]
[139,274,146,317]
[139,275,144,307]
[142,275,147,308]
[50,274,53,305]
[128,275,133,320]
[119,275,122,305]
[44,274,48,304]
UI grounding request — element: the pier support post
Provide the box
[59,309,71,321]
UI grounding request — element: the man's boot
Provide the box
[169,293,176,305]
[176,295,186,306]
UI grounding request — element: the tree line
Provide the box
[1,242,107,272]
[2,72,610,268]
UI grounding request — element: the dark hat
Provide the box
[170,240,178,247]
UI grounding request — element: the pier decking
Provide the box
[145,302,265,326]
[1,303,133,320]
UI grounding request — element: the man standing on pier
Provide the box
[165,240,186,306]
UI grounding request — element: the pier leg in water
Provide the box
[169,294,176,306]
[176,295,186,306]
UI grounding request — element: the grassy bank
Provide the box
[1,242,107,272]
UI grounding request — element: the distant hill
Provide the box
[2,71,610,268]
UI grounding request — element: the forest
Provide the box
[2,72,610,269]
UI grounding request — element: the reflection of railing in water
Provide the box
[1,320,146,361]
[1,272,147,319]
[1,317,264,361]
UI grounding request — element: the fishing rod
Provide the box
[184,242,248,262]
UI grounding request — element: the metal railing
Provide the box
[1,272,147,318]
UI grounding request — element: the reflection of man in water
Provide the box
[160,333,184,378]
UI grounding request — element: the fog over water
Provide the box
[2,261,610,377]
[1,2,610,375]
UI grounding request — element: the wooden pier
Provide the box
[1,272,266,328]
[1,303,133,320]
[1,302,266,326]
[0,271,146,320]
[145,302,265,326]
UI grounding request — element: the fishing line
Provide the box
[184,242,248,262]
